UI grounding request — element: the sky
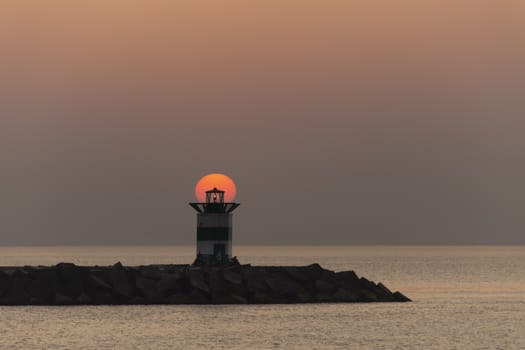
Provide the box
[1,1,524,245]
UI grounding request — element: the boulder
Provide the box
[0,262,411,305]
[357,277,394,301]
[55,264,85,299]
[223,269,242,285]
[285,267,312,282]
[191,279,210,294]
[27,268,57,303]
[89,274,112,291]
[209,270,246,303]
[242,267,268,293]
[136,276,162,302]
[55,293,74,305]
[393,291,411,302]
[377,282,392,294]
[186,269,210,294]
[186,290,210,304]
[0,270,8,296]
[265,277,309,303]
[3,270,30,304]
[157,272,180,296]
[314,279,336,293]
[77,293,92,304]
[56,263,78,280]
[333,288,359,302]
[109,262,134,300]
[248,290,267,303]
[92,291,115,305]
[304,263,325,279]
[139,266,162,280]
[374,282,396,301]
[167,294,187,304]
[335,270,360,285]
[359,289,379,302]
[212,293,247,304]
[29,297,46,305]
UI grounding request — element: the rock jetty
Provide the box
[0,262,410,305]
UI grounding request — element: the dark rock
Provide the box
[230,256,241,266]
[231,295,247,303]
[77,293,92,304]
[139,266,162,280]
[157,272,180,296]
[242,267,268,293]
[191,278,209,294]
[193,254,241,267]
[393,291,411,302]
[136,276,155,291]
[186,269,209,294]
[92,291,115,305]
[29,297,46,305]
[136,276,162,302]
[109,262,134,300]
[251,290,272,303]
[84,273,113,304]
[23,266,40,278]
[304,263,325,279]
[55,293,74,305]
[168,293,195,304]
[56,263,78,280]
[357,277,395,301]
[335,270,359,284]
[0,262,411,305]
[89,275,112,291]
[265,277,309,303]
[56,263,84,299]
[374,282,396,301]
[209,269,246,303]
[315,279,336,293]
[223,269,242,285]
[3,270,30,304]
[57,279,84,299]
[360,289,379,302]
[213,293,247,304]
[333,288,359,302]
[27,268,57,302]
[187,290,210,304]
[0,270,8,296]
[377,282,392,294]
[285,267,312,282]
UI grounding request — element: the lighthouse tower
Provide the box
[189,188,240,264]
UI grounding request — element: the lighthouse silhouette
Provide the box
[190,187,240,265]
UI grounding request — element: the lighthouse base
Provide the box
[192,254,240,267]
[196,240,231,261]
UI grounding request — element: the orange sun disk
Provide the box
[195,173,237,203]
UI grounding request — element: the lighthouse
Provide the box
[189,187,240,264]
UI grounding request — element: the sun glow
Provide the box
[195,173,237,202]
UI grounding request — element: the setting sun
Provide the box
[195,173,237,202]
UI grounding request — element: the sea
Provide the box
[0,245,523,350]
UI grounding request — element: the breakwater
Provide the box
[0,262,410,305]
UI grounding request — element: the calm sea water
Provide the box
[0,245,524,349]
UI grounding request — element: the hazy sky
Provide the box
[1,1,524,245]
